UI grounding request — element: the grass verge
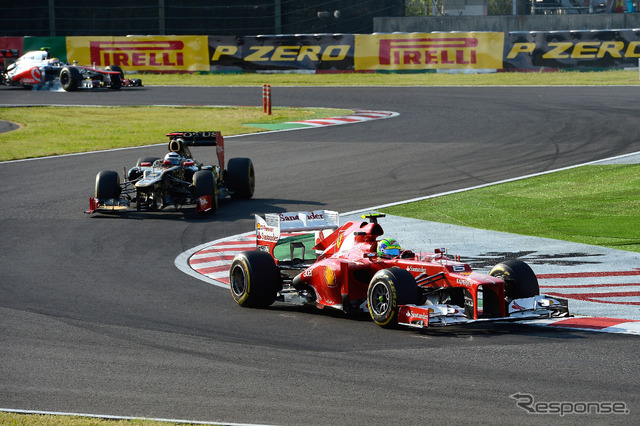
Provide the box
[0,412,176,425]
[0,106,352,161]
[381,164,640,253]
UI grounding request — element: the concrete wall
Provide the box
[374,14,640,33]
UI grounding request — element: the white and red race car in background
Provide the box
[0,48,141,91]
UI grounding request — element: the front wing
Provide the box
[86,197,130,213]
[85,195,213,214]
[397,295,570,328]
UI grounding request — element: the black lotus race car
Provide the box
[86,131,255,215]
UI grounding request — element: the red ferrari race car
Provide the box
[229,211,570,329]
[0,48,142,91]
[86,131,254,215]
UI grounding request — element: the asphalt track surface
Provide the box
[1,85,639,425]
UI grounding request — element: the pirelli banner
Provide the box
[504,29,640,70]
[15,30,640,73]
[354,33,504,71]
[208,35,354,71]
[65,36,210,72]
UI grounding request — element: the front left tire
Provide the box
[367,267,420,328]
[193,170,217,213]
[60,67,81,91]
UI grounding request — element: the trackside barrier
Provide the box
[262,84,271,115]
[5,31,640,73]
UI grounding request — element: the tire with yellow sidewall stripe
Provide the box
[367,267,419,328]
[229,250,281,308]
[489,259,539,300]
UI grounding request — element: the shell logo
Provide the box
[323,267,336,287]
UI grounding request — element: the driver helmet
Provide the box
[164,152,181,166]
[377,238,401,258]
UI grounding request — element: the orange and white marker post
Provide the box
[262,84,271,115]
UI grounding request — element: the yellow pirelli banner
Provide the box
[66,36,209,72]
[355,33,504,71]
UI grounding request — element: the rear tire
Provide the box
[229,251,281,308]
[227,158,255,199]
[95,170,120,199]
[193,170,217,213]
[490,259,539,300]
[367,267,419,328]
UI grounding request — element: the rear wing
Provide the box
[256,210,340,258]
[0,49,19,58]
[0,48,19,71]
[166,131,225,169]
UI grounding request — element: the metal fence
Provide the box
[0,0,405,37]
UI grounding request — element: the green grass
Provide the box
[381,164,640,253]
[0,412,181,425]
[137,69,640,86]
[0,106,352,161]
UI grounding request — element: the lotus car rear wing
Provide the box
[166,131,225,169]
[256,210,340,258]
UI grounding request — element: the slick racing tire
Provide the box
[490,259,539,300]
[229,251,281,308]
[95,170,121,199]
[193,170,217,213]
[108,73,122,90]
[105,65,123,89]
[227,158,255,199]
[59,67,81,91]
[107,71,122,90]
[367,267,419,328]
[105,65,124,80]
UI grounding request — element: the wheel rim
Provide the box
[230,265,247,297]
[370,282,390,315]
